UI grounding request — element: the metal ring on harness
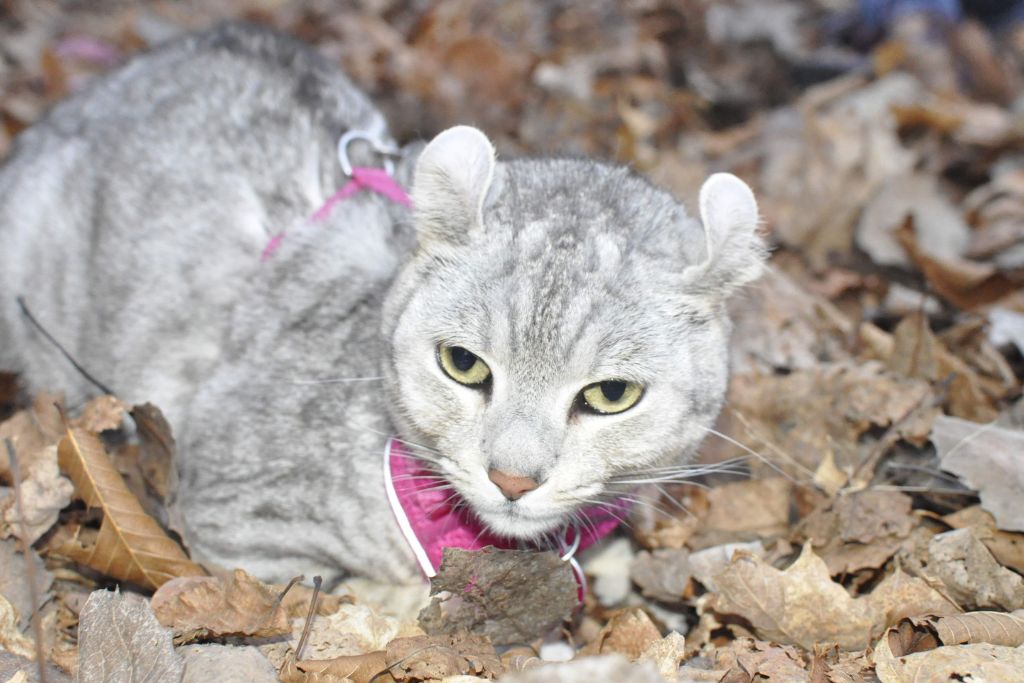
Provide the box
[337,130,400,177]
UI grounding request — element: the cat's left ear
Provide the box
[684,173,767,298]
[412,126,496,248]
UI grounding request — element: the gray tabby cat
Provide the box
[0,24,765,583]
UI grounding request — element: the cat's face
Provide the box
[382,127,765,540]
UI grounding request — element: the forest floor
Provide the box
[2,1,1024,681]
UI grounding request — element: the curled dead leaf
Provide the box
[54,423,204,589]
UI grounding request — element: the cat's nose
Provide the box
[488,469,540,501]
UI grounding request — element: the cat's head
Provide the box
[381,126,766,540]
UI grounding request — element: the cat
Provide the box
[0,23,766,584]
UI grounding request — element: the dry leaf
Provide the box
[385,633,503,680]
[943,506,1024,575]
[727,362,930,474]
[713,637,810,683]
[580,608,661,661]
[150,569,289,643]
[796,490,918,575]
[699,477,791,543]
[875,632,1024,682]
[72,396,126,434]
[928,528,1024,611]
[76,589,183,683]
[637,631,685,681]
[54,424,204,589]
[0,393,63,481]
[629,549,692,603]
[709,543,955,651]
[888,613,1024,654]
[932,415,1024,532]
[278,650,389,683]
[418,548,577,645]
[0,444,73,544]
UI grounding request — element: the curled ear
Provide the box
[683,173,767,297]
[412,126,496,248]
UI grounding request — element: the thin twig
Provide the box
[5,438,48,683]
[16,296,114,395]
[294,575,322,661]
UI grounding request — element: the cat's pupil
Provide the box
[451,347,477,372]
[601,381,626,402]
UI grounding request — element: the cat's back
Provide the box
[0,23,388,416]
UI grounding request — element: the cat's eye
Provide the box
[580,380,643,415]
[437,345,491,386]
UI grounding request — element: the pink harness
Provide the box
[264,132,627,596]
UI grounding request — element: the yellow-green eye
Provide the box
[438,345,491,386]
[580,380,643,415]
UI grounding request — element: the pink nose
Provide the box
[488,469,539,501]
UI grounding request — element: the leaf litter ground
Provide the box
[2,0,1024,681]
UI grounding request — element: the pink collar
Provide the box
[382,438,627,581]
[261,166,411,260]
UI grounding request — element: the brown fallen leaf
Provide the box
[888,612,1024,656]
[418,547,577,646]
[726,362,930,475]
[1,443,74,545]
[708,543,956,651]
[696,477,791,546]
[72,396,126,434]
[875,626,1024,683]
[580,608,661,661]
[712,637,809,683]
[795,490,918,575]
[150,569,289,643]
[53,423,205,590]
[385,633,503,680]
[0,393,64,481]
[278,650,390,683]
[629,549,692,603]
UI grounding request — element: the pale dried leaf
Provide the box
[500,654,665,683]
[930,612,1024,647]
[710,543,954,651]
[928,528,1024,611]
[54,425,204,589]
[579,608,661,661]
[637,631,685,681]
[0,443,72,544]
[933,415,1024,532]
[875,635,1024,683]
[150,569,289,642]
[72,396,126,434]
[385,633,503,680]
[77,589,183,683]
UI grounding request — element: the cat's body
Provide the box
[0,24,765,584]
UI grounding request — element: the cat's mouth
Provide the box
[473,504,566,539]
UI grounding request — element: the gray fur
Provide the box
[0,24,765,584]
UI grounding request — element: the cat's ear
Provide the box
[683,173,767,298]
[412,125,496,247]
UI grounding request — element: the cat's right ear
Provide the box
[412,126,496,248]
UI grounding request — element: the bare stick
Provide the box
[16,296,114,395]
[5,438,48,683]
[294,575,322,661]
